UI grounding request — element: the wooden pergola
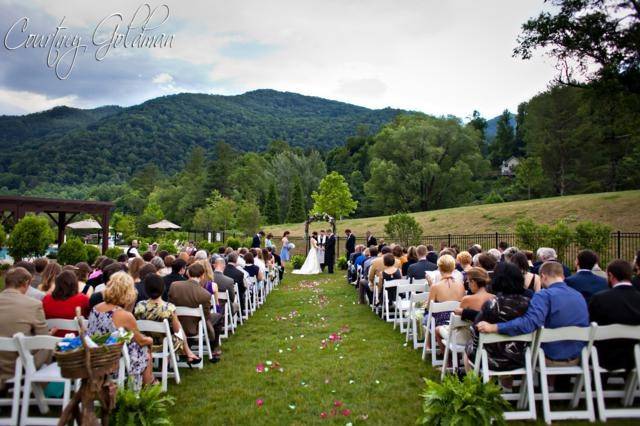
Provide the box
[0,196,114,253]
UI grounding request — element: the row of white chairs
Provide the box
[0,266,283,425]
[363,276,640,423]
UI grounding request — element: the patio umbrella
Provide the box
[67,219,102,229]
[148,219,181,230]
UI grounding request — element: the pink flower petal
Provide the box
[256,399,264,407]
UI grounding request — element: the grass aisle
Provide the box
[166,270,433,425]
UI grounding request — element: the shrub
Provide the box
[291,254,306,269]
[515,218,549,251]
[157,242,177,255]
[384,213,423,247]
[483,190,505,204]
[337,255,348,270]
[226,237,241,250]
[110,384,175,426]
[418,373,510,425]
[574,221,612,258]
[0,225,5,248]
[57,238,88,265]
[85,245,101,265]
[242,237,254,249]
[545,220,573,262]
[8,215,55,260]
[105,247,124,259]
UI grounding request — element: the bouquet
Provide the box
[56,328,133,353]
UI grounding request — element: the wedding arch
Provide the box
[304,213,336,253]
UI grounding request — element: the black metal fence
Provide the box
[281,232,640,264]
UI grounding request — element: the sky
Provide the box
[0,0,558,119]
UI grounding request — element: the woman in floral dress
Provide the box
[88,271,154,387]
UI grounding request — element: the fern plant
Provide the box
[110,384,175,425]
[417,373,510,426]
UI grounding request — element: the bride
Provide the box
[292,231,322,275]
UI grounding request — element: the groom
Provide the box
[324,230,336,274]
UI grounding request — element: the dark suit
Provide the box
[366,236,377,248]
[325,234,336,274]
[565,270,608,303]
[345,234,356,259]
[407,259,437,282]
[224,265,247,312]
[531,260,572,277]
[214,271,237,313]
[589,285,640,370]
[252,234,261,248]
[169,279,223,350]
[162,272,186,301]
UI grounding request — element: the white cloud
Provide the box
[0,88,81,114]
[152,72,174,84]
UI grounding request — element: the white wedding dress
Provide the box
[292,237,322,275]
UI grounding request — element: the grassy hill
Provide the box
[268,190,640,237]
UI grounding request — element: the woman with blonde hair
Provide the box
[88,271,155,387]
[424,255,466,349]
[38,262,62,293]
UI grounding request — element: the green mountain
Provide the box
[485,112,516,141]
[0,89,405,190]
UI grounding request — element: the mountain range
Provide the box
[1,89,408,190]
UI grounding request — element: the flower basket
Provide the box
[55,342,123,380]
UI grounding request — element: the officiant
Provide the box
[317,230,326,269]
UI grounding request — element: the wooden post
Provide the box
[57,212,66,248]
[102,210,110,254]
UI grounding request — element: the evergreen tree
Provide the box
[265,183,281,224]
[490,109,516,165]
[515,102,528,155]
[286,177,306,223]
[467,110,488,156]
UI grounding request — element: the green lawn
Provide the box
[166,270,433,425]
[164,270,637,425]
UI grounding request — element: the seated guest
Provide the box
[565,249,608,302]
[456,251,473,288]
[359,247,378,304]
[402,246,418,276]
[379,253,402,305]
[135,263,157,303]
[38,262,62,293]
[464,262,532,371]
[159,255,174,277]
[13,261,46,301]
[633,250,640,291]
[129,257,145,284]
[32,258,49,289]
[74,262,93,296]
[0,267,51,389]
[89,263,128,309]
[589,259,640,371]
[42,270,90,337]
[134,274,201,365]
[212,258,237,314]
[243,252,264,282]
[89,272,154,386]
[509,252,541,292]
[531,247,572,277]
[368,246,400,302]
[424,255,466,345]
[477,253,497,277]
[150,257,165,274]
[162,259,187,301]
[407,245,437,282]
[426,244,438,264]
[454,267,495,319]
[87,257,114,289]
[199,260,219,308]
[169,263,223,362]
[224,253,247,313]
[477,261,589,367]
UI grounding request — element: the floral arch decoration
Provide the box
[303,213,336,252]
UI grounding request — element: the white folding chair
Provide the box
[591,324,640,422]
[14,333,72,426]
[383,279,408,323]
[116,343,131,388]
[175,305,212,369]
[407,292,429,349]
[410,278,428,287]
[45,319,80,335]
[215,291,233,340]
[233,283,243,326]
[421,300,460,366]
[245,277,257,316]
[532,324,596,424]
[136,319,181,392]
[0,337,22,426]
[472,331,537,421]
[440,313,472,380]
[394,283,427,332]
